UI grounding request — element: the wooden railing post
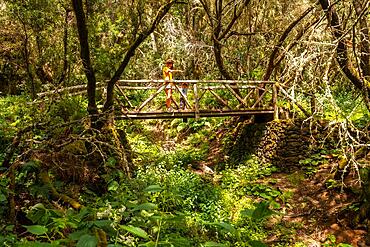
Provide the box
[193,82,200,119]
[273,83,279,120]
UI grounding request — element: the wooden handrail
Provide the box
[116,79,276,84]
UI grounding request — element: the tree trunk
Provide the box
[58,8,71,85]
[318,0,370,111]
[353,0,370,78]
[19,16,36,99]
[71,0,98,116]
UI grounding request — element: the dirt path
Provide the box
[264,164,367,246]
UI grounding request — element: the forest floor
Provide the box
[264,168,367,247]
[191,126,369,247]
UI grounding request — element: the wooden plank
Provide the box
[198,89,207,102]
[37,80,275,97]
[115,86,158,90]
[170,95,179,109]
[114,109,274,120]
[104,85,259,90]
[199,85,257,90]
[117,79,276,85]
[37,80,275,98]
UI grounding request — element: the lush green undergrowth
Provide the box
[0,107,282,246]
[1,94,367,246]
[0,161,279,247]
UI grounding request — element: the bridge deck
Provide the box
[115,109,274,119]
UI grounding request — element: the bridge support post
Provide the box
[273,83,279,120]
[193,82,200,119]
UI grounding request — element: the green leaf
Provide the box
[108,181,119,191]
[240,208,254,217]
[24,225,48,235]
[270,200,281,209]
[248,240,267,247]
[176,123,187,132]
[138,241,156,247]
[121,225,149,239]
[107,157,116,167]
[27,203,49,224]
[214,222,236,233]
[5,225,14,231]
[0,192,7,202]
[17,242,56,247]
[259,193,271,199]
[68,229,89,241]
[21,160,40,173]
[143,185,162,193]
[269,190,281,197]
[76,234,98,247]
[93,220,116,234]
[252,201,275,220]
[93,220,113,228]
[202,242,228,247]
[133,203,157,211]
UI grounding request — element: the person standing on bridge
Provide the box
[163,59,183,112]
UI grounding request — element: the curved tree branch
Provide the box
[218,0,251,40]
[263,6,314,81]
[212,0,251,80]
[103,0,178,112]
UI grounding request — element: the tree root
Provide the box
[39,170,82,210]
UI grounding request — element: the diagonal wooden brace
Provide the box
[225,84,249,108]
[137,84,166,112]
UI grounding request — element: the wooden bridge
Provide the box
[37,79,284,120]
[113,80,278,120]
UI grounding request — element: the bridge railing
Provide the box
[115,80,278,118]
[35,79,279,119]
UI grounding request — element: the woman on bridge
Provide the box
[163,59,183,112]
